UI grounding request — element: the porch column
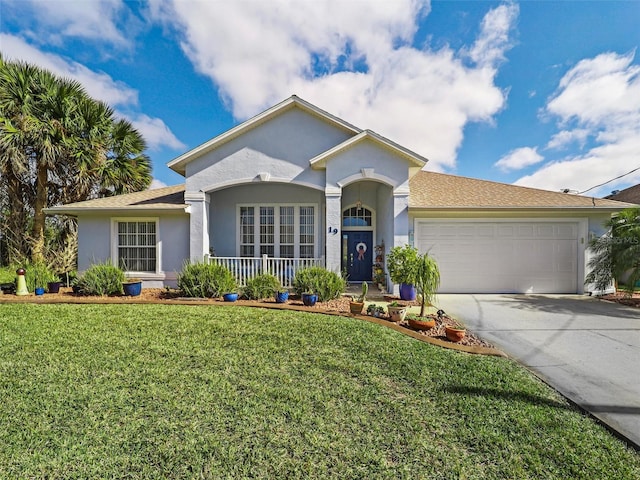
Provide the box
[392,190,410,295]
[184,190,210,263]
[325,188,342,273]
[393,190,410,248]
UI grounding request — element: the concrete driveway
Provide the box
[435,294,640,450]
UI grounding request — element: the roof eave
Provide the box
[44,206,189,216]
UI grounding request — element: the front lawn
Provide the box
[0,304,638,479]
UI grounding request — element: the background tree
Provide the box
[0,57,152,266]
[586,207,640,295]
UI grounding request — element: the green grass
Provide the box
[0,304,638,479]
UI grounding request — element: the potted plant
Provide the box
[223,292,239,302]
[415,252,440,317]
[275,289,289,303]
[387,245,420,301]
[349,281,368,314]
[387,301,407,322]
[302,291,318,307]
[406,313,436,330]
[366,303,385,317]
[122,278,142,296]
[47,275,63,294]
[445,322,466,342]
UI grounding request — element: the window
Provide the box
[238,204,315,258]
[299,206,315,258]
[240,207,255,257]
[116,220,157,272]
[343,206,372,227]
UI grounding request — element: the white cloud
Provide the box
[148,0,518,170]
[2,34,185,153]
[149,179,169,190]
[466,2,520,68]
[545,129,589,150]
[2,0,135,48]
[494,147,543,172]
[127,113,187,151]
[515,51,640,196]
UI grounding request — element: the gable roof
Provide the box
[168,95,362,176]
[43,185,187,216]
[309,129,427,169]
[409,171,637,210]
[605,184,640,204]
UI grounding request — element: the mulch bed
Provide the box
[1,287,497,351]
[599,292,640,308]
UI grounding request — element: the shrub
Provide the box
[178,262,236,298]
[293,267,345,302]
[243,273,281,300]
[387,245,420,285]
[10,260,58,291]
[76,261,125,296]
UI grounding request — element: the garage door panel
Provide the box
[416,221,579,294]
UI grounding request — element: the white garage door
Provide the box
[415,221,579,294]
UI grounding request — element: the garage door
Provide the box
[415,221,579,293]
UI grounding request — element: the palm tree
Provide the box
[586,207,640,295]
[0,57,152,263]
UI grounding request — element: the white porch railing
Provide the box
[205,254,325,288]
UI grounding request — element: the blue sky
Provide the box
[2,0,639,197]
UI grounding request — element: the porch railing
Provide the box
[205,254,325,288]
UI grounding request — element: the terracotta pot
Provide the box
[349,301,364,315]
[387,306,407,322]
[445,326,466,342]
[407,317,436,330]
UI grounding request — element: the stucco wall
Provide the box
[76,212,189,287]
[185,108,352,193]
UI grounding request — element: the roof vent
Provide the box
[610,190,620,195]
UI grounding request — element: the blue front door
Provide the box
[343,231,373,282]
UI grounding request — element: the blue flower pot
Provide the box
[123,281,142,296]
[223,293,239,302]
[302,293,318,307]
[399,283,416,301]
[35,287,45,296]
[275,291,289,303]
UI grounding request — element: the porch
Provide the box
[206,254,325,289]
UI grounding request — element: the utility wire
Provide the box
[578,165,640,195]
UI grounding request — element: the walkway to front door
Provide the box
[343,231,373,282]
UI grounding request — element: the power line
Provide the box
[578,165,640,195]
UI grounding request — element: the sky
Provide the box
[1,0,639,197]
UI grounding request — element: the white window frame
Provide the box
[110,217,161,275]
[236,204,318,258]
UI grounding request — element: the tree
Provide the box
[0,57,152,264]
[586,207,640,295]
[415,252,440,317]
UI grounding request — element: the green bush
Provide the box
[10,260,58,291]
[178,262,236,298]
[293,267,345,302]
[387,245,420,285]
[76,261,125,296]
[243,273,281,300]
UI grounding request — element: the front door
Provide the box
[343,231,373,282]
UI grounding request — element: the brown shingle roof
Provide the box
[605,184,640,204]
[44,184,187,215]
[409,171,636,210]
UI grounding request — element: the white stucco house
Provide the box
[46,95,635,294]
